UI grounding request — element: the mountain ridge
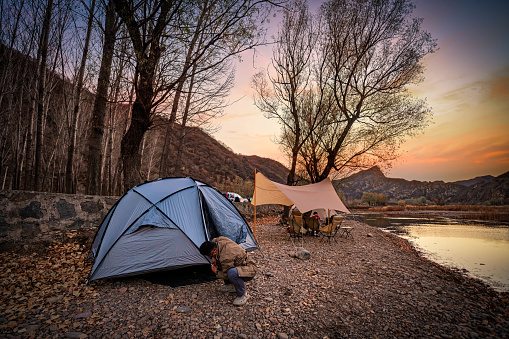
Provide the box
[336,166,509,205]
[173,127,507,205]
[142,122,289,187]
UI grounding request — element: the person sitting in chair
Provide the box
[311,212,322,236]
[199,236,257,306]
[312,211,322,222]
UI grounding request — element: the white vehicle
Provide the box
[225,192,248,202]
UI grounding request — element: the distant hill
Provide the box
[141,121,289,188]
[0,42,289,195]
[453,175,495,187]
[453,171,509,204]
[177,127,289,184]
[336,166,509,205]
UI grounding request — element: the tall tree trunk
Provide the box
[287,148,299,185]
[174,62,198,177]
[120,55,155,191]
[158,1,207,176]
[25,11,44,190]
[65,0,96,193]
[113,73,136,195]
[34,0,54,191]
[113,0,172,192]
[85,0,116,195]
[120,84,153,190]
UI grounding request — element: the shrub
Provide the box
[361,192,387,206]
[406,196,428,206]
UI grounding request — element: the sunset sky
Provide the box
[214,0,509,182]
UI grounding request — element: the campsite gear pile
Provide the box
[251,170,351,242]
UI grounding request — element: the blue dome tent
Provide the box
[88,177,257,282]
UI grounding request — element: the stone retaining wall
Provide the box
[0,190,281,252]
[0,190,119,251]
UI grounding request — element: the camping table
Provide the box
[339,226,353,239]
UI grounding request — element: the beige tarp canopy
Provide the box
[251,171,350,214]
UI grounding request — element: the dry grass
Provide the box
[406,205,509,212]
[455,211,509,222]
[361,205,509,222]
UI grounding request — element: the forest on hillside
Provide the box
[0,0,279,196]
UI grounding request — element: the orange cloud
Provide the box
[474,150,509,164]
[415,157,450,164]
[489,70,509,99]
[483,150,509,158]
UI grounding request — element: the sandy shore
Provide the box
[1,216,508,338]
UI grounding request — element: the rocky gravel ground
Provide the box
[1,216,508,338]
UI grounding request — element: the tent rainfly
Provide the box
[251,171,350,220]
[88,177,257,282]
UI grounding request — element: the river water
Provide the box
[359,214,509,292]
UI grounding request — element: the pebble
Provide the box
[47,295,63,303]
[73,311,92,319]
[64,332,87,338]
[295,247,310,260]
[175,306,192,313]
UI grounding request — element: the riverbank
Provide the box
[1,216,508,338]
[353,205,509,222]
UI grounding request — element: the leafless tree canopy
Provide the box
[253,0,437,184]
[0,0,280,195]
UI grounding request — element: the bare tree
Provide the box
[309,0,436,182]
[0,0,47,191]
[111,0,188,191]
[0,0,29,190]
[0,0,280,195]
[114,0,277,192]
[1,0,116,193]
[255,0,436,184]
[34,0,54,191]
[172,56,236,177]
[85,0,118,195]
[156,0,208,177]
[252,0,318,185]
[64,0,96,193]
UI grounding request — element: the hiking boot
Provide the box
[220,284,237,293]
[232,292,250,306]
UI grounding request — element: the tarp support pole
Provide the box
[253,169,257,238]
[254,205,257,238]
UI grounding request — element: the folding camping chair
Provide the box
[319,214,344,243]
[304,215,320,236]
[288,215,307,239]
